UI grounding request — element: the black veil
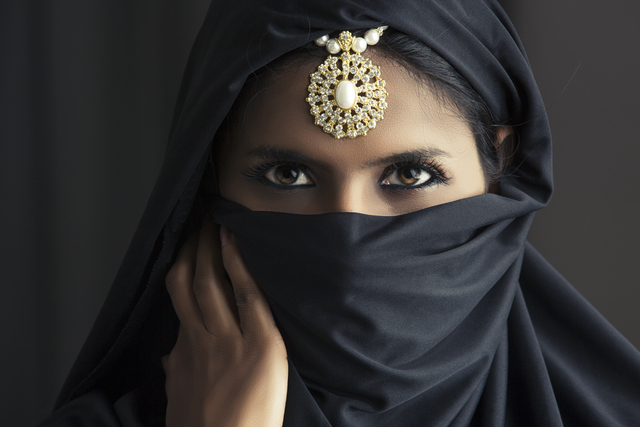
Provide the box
[42,0,640,425]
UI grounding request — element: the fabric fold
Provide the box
[40,0,640,425]
[209,196,527,425]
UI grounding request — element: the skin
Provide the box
[164,52,512,425]
[217,53,492,216]
[164,223,287,427]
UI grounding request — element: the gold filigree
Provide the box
[306,30,388,139]
[337,31,354,51]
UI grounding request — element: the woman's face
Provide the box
[217,55,488,216]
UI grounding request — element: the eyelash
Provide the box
[381,156,449,190]
[243,156,449,191]
[243,160,314,191]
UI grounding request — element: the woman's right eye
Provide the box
[263,165,314,186]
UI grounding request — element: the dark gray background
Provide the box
[1,1,638,425]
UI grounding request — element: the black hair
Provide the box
[376,30,514,183]
[212,28,514,186]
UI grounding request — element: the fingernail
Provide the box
[220,225,230,247]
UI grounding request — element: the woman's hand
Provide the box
[163,222,288,427]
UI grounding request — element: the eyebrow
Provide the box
[245,145,321,166]
[243,145,450,170]
[364,147,450,168]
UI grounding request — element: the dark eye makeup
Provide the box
[244,161,315,190]
[243,152,450,192]
[379,154,449,190]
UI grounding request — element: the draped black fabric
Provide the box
[40,0,640,425]
[210,195,531,426]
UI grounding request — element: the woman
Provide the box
[41,0,640,426]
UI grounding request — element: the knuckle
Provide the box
[191,273,213,300]
[234,285,261,308]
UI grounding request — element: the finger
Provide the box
[165,232,203,331]
[193,222,240,335]
[220,225,278,339]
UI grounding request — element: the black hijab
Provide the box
[42,0,640,426]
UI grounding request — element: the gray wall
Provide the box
[0,1,211,425]
[1,1,638,426]
[514,0,640,349]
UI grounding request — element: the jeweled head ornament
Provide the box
[306,27,389,139]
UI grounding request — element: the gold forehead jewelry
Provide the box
[306,27,389,139]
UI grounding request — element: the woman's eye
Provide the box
[381,166,432,187]
[264,165,313,186]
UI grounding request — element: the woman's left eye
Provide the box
[381,165,433,187]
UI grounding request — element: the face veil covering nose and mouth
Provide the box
[42,0,640,426]
[212,193,640,427]
[211,195,529,426]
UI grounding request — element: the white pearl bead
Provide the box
[326,39,341,54]
[364,29,380,45]
[335,80,357,109]
[314,35,329,47]
[352,37,367,53]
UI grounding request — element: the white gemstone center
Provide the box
[335,80,357,110]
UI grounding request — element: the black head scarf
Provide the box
[42,0,640,426]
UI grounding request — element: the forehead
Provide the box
[226,53,473,164]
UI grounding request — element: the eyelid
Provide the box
[243,160,316,190]
[244,155,449,191]
[379,156,449,190]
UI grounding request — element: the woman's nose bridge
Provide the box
[329,179,369,213]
